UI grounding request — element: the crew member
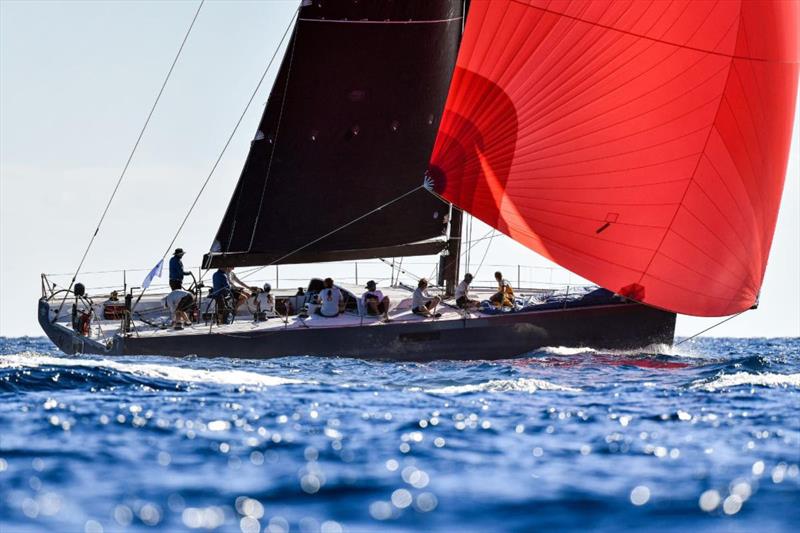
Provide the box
[163,288,193,330]
[256,283,274,314]
[212,266,250,315]
[490,271,514,308]
[455,273,479,309]
[411,278,441,318]
[362,280,390,321]
[319,278,343,317]
[168,248,190,290]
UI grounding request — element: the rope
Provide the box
[130,7,299,314]
[374,226,497,290]
[674,310,748,346]
[161,6,299,265]
[53,0,204,322]
[379,257,424,283]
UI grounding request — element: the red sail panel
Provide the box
[430,0,799,316]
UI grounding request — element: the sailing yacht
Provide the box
[38,1,798,360]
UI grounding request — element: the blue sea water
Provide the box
[0,337,798,533]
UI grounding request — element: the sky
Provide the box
[1,0,798,338]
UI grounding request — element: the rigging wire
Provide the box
[674,310,748,346]
[465,213,473,272]
[160,6,299,266]
[247,12,300,252]
[131,6,300,313]
[240,185,428,282]
[52,0,205,322]
[376,227,498,293]
[231,229,498,289]
[378,227,499,292]
[471,229,497,279]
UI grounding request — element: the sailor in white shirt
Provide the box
[162,289,193,330]
[362,280,391,321]
[411,278,441,318]
[455,273,479,309]
[319,277,343,317]
[247,282,274,319]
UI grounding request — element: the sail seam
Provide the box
[687,176,759,285]
[734,22,771,258]
[635,4,743,289]
[511,120,710,174]
[700,149,762,256]
[514,0,787,63]
[510,73,726,169]
[506,2,716,157]
[510,177,691,192]
[451,1,698,188]
[297,17,462,25]
[508,0,658,129]
[667,221,753,293]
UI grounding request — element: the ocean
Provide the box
[0,337,798,533]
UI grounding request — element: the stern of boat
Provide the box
[37,298,117,355]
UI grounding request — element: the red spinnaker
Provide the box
[430,0,799,316]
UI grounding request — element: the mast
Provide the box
[441,0,469,297]
[442,206,462,296]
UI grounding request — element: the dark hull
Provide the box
[38,299,675,361]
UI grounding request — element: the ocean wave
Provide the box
[427,377,581,394]
[693,372,800,391]
[0,353,305,389]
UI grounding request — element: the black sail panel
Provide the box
[207,1,463,267]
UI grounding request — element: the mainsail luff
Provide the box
[430,0,799,317]
[207,1,465,268]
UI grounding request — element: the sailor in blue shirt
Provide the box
[212,268,231,293]
[211,266,250,316]
[169,248,189,290]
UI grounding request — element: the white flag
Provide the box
[142,259,164,289]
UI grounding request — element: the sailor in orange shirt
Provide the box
[490,271,514,308]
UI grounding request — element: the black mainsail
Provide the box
[205,0,464,268]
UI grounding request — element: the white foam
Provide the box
[0,353,304,388]
[536,346,598,356]
[655,344,709,359]
[427,377,580,394]
[535,344,708,362]
[693,372,800,391]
